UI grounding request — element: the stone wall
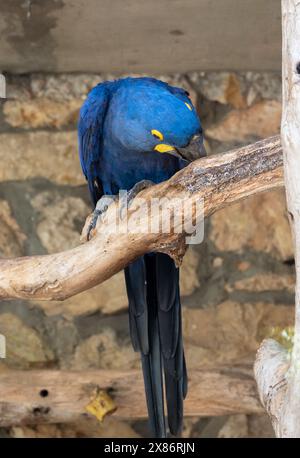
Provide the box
[0,71,293,438]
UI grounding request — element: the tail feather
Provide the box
[125,255,166,438]
[156,253,187,436]
[182,352,188,399]
[141,351,165,437]
[125,253,187,438]
[125,257,149,354]
[163,316,187,436]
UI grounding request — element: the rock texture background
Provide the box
[0,71,293,438]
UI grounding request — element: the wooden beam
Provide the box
[0,366,263,426]
[0,135,283,302]
[0,1,281,74]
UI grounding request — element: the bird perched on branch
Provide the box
[78,77,206,437]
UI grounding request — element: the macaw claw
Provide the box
[87,195,116,240]
[119,180,154,220]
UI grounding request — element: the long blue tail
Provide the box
[125,253,187,437]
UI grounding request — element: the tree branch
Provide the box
[254,0,300,437]
[0,135,283,302]
[0,365,263,426]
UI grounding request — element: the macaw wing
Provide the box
[78,82,112,205]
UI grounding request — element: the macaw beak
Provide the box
[175,133,207,162]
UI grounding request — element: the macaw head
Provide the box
[106,78,206,162]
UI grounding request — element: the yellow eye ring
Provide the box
[185,102,192,111]
[151,129,164,141]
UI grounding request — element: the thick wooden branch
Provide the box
[254,1,300,438]
[0,366,263,426]
[0,136,283,302]
[254,339,289,437]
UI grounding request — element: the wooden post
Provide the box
[254,0,300,437]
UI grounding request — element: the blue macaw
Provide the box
[78,77,206,438]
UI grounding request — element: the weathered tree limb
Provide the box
[254,0,300,438]
[0,135,283,302]
[0,365,263,426]
[254,340,289,437]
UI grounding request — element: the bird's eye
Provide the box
[184,90,190,96]
[185,102,192,111]
[151,129,164,141]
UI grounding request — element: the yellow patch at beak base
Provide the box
[154,144,175,153]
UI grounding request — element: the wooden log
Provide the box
[0,366,263,426]
[254,0,300,437]
[0,135,283,302]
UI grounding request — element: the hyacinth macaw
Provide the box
[78,77,206,438]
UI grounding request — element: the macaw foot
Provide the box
[120,180,154,219]
[87,195,116,241]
